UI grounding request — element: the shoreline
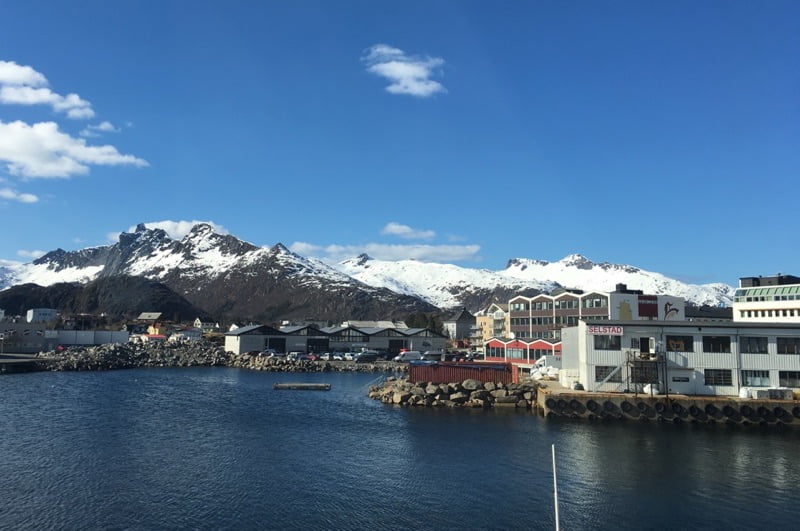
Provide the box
[1,341,408,375]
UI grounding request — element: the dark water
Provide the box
[1,368,798,530]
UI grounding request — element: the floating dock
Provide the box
[273,383,331,391]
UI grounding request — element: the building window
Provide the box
[594,335,621,350]
[741,370,770,387]
[583,297,608,308]
[777,337,800,354]
[704,369,732,386]
[630,337,640,349]
[595,365,622,383]
[666,335,694,352]
[739,336,768,354]
[779,371,800,387]
[507,348,525,359]
[702,336,731,353]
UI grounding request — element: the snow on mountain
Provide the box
[338,253,735,309]
[337,254,557,309]
[501,254,734,306]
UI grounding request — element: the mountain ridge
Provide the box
[0,223,735,320]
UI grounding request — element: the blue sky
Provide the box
[0,1,797,287]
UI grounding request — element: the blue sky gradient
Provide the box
[0,1,797,286]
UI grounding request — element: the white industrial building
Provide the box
[560,319,800,397]
[733,274,800,324]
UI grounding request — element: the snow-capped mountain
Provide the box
[338,254,558,309]
[501,254,734,307]
[0,224,437,321]
[338,253,734,309]
[0,223,735,321]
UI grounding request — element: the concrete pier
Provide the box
[536,382,800,426]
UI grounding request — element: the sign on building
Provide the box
[587,325,624,335]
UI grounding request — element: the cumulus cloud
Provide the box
[290,241,480,264]
[0,186,38,203]
[381,222,435,240]
[17,249,45,259]
[0,120,148,178]
[80,120,120,138]
[0,60,94,118]
[0,60,48,87]
[125,220,230,240]
[361,44,446,97]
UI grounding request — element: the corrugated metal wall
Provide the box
[409,362,513,384]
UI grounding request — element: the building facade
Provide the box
[507,285,684,344]
[560,319,800,397]
[733,274,800,324]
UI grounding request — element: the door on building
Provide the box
[388,339,406,354]
[667,369,696,395]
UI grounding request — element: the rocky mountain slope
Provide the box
[0,223,734,321]
[0,224,436,322]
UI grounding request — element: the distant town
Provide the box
[3,274,800,401]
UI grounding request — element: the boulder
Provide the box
[462,379,482,391]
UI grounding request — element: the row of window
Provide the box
[510,297,609,312]
[486,346,561,358]
[514,330,561,340]
[593,334,800,354]
[593,367,800,387]
[740,309,800,318]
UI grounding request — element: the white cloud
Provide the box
[381,222,435,240]
[290,241,480,263]
[0,60,48,87]
[80,120,120,137]
[0,120,148,178]
[17,249,45,259]
[362,44,447,98]
[125,220,230,240]
[0,60,94,119]
[0,186,38,203]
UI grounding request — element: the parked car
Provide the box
[343,352,355,361]
[393,351,423,362]
[332,352,344,361]
[287,351,305,362]
[319,352,331,361]
[354,351,378,363]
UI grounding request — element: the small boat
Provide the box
[273,383,331,391]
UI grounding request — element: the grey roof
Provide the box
[137,312,162,321]
[319,326,346,334]
[356,327,388,335]
[225,324,285,336]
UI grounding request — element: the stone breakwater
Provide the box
[25,342,408,374]
[369,376,539,409]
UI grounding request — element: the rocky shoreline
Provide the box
[13,341,408,374]
[368,376,539,409]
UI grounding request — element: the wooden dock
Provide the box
[273,383,331,391]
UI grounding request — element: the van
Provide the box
[393,351,423,362]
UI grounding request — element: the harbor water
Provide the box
[1,368,798,530]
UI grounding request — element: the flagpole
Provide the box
[552,443,560,531]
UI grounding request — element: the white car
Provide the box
[344,352,355,361]
[332,353,344,361]
[319,352,331,361]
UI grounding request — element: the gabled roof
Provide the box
[402,327,447,338]
[225,324,285,336]
[445,308,474,322]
